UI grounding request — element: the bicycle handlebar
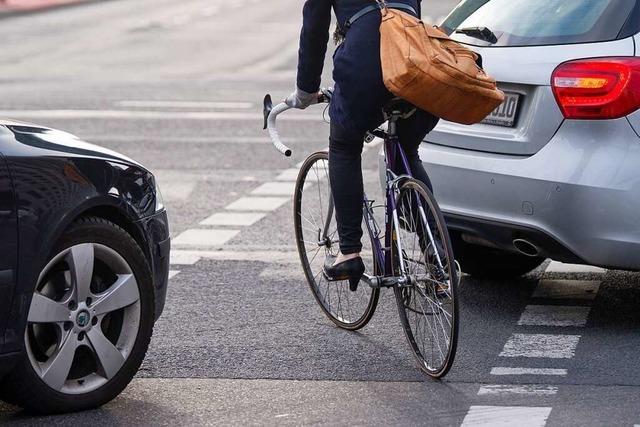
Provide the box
[263,96,293,157]
[262,89,332,157]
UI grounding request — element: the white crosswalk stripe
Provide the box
[225,197,290,211]
[251,182,296,196]
[461,406,552,427]
[477,385,558,396]
[545,261,606,274]
[517,305,591,327]
[275,169,300,181]
[500,334,580,359]
[200,212,266,227]
[490,367,568,376]
[172,229,240,247]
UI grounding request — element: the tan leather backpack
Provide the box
[380,7,505,125]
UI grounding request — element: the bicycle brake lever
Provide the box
[262,94,273,130]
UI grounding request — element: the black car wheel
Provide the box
[0,217,154,414]
[452,234,545,279]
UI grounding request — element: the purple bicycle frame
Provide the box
[363,131,414,278]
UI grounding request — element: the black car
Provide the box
[0,120,170,414]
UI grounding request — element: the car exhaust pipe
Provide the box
[513,239,540,257]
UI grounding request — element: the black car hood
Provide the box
[1,122,144,169]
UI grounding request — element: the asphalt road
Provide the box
[0,1,639,426]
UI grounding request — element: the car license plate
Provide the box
[481,92,521,127]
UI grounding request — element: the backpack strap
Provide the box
[344,3,417,30]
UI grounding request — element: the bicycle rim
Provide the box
[294,151,379,331]
[392,179,458,378]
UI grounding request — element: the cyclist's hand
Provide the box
[284,87,317,110]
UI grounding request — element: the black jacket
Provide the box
[296,0,421,93]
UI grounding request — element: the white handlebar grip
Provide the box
[267,103,293,157]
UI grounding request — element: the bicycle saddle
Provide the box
[383,97,416,117]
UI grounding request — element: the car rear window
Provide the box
[441,0,637,47]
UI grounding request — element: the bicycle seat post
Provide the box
[387,112,400,137]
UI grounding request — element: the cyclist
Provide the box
[286,0,440,286]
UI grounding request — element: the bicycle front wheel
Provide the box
[294,151,379,331]
[392,178,458,378]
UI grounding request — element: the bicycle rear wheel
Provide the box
[392,178,458,378]
[294,151,379,331]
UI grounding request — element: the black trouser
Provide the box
[329,109,438,255]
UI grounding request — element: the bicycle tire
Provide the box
[392,178,458,378]
[294,151,380,331]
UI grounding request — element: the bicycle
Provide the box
[262,88,459,378]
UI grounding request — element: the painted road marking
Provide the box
[0,110,321,121]
[275,169,300,181]
[171,249,298,264]
[251,182,296,196]
[518,305,591,327]
[532,280,601,301]
[490,367,567,376]
[170,251,201,266]
[225,197,290,212]
[477,385,558,396]
[172,229,240,247]
[545,261,606,274]
[168,270,180,280]
[156,181,197,202]
[115,101,254,109]
[461,406,552,427]
[200,212,266,227]
[500,334,580,359]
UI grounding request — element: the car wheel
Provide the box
[452,234,545,279]
[0,217,154,414]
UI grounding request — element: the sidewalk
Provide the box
[0,0,91,16]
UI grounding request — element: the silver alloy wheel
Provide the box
[25,243,141,395]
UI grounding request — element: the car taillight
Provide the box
[551,57,640,120]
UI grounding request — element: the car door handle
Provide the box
[0,269,13,286]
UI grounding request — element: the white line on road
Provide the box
[500,334,580,359]
[157,181,197,202]
[170,251,202,266]
[275,169,300,181]
[490,367,567,376]
[168,270,180,280]
[171,249,299,264]
[461,406,552,427]
[545,261,606,274]
[532,280,601,301]
[251,182,296,196]
[518,305,591,327]
[172,229,240,247]
[225,197,290,212]
[200,212,266,227]
[0,110,321,121]
[115,101,254,109]
[477,385,558,396]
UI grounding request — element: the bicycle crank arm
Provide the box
[362,274,410,289]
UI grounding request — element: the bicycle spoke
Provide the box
[394,180,457,377]
[295,154,378,330]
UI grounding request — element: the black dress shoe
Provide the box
[323,256,365,292]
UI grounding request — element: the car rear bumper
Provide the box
[136,210,170,320]
[416,117,640,270]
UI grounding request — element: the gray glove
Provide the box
[285,87,318,110]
